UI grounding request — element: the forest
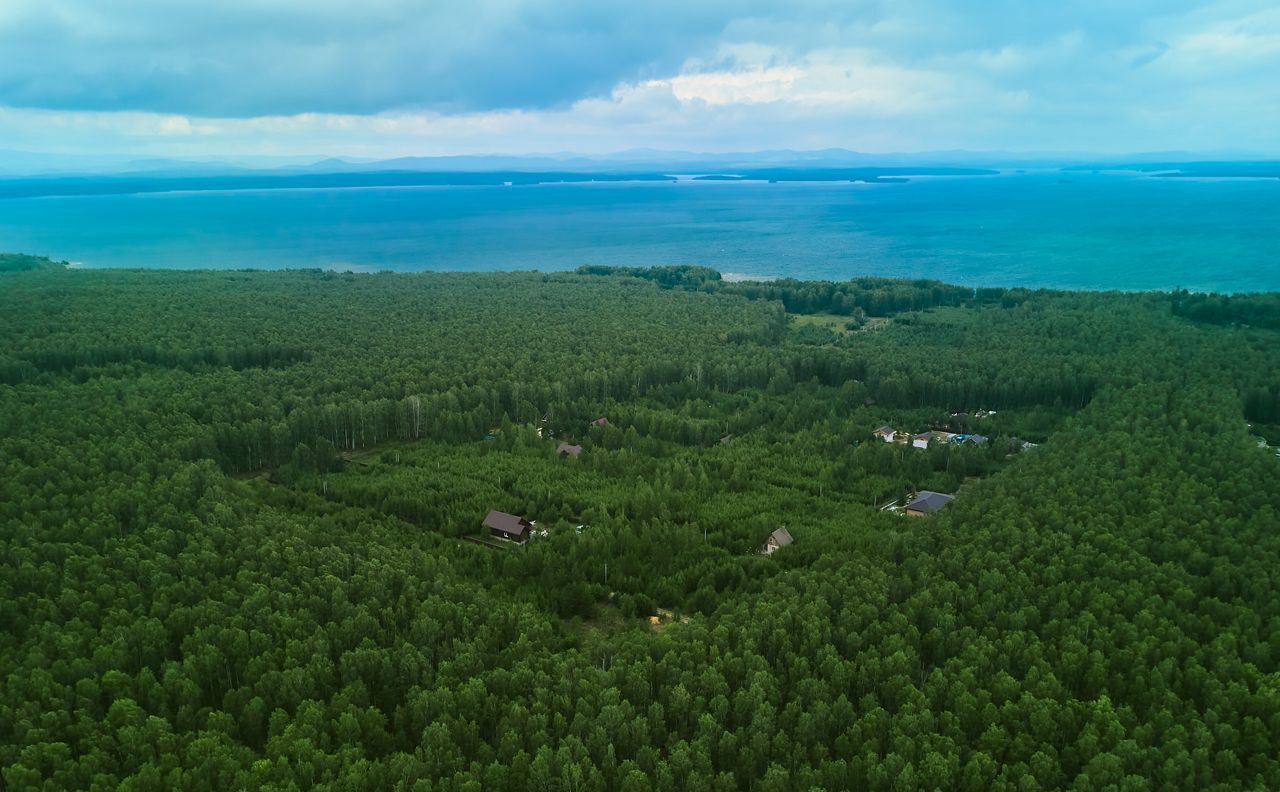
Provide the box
[2,257,1279,790]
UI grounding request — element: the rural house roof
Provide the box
[768,527,794,547]
[873,425,895,434]
[484,510,531,539]
[906,491,954,514]
[556,443,583,457]
[591,417,609,426]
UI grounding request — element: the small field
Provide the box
[789,312,890,342]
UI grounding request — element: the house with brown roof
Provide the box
[556,443,583,457]
[591,417,609,427]
[484,510,532,544]
[873,425,897,443]
[905,491,954,516]
[912,432,933,449]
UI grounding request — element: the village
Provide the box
[472,409,1011,558]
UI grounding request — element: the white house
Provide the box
[760,527,794,555]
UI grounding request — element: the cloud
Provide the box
[1150,6,1280,72]
[0,1,1277,156]
[0,0,770,116]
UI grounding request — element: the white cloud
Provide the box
[661,66,805,106]
[1,2,1279,158]
[1153,7,1280,71]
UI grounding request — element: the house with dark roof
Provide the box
[905,491,954,516]
[484,510,533,544]
[965,434,988,446]
[873,425,897,443]
[760,527,794,555]
[556,443,583,457]
[912,432,933,449]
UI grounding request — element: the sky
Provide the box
[0,0,1278,159]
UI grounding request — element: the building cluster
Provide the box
[482,416,608,544]
[873,425,988,448]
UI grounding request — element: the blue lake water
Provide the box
[2,171,1278,291]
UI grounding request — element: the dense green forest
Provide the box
[2,258,1279,790]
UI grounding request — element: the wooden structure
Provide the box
[760,527,795,555]
[483,510,532,544]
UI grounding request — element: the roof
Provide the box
[591,417,609,426]
[873,425,895,434]
[967,434,988,444]
[767,527,794,547]
[913,432,932,440]
[906,491,954,513]
[483,510,531,537]
[556,443,583,456]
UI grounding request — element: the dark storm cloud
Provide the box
[0,0,841,116]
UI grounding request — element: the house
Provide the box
[760,527,794,555]
[905,491,954,516]
[591,417,609,427]
[912,432,932,449]
[483,510,533,544]
[965,434,989,446]
[873,425,897,443]
[556,443,583,457]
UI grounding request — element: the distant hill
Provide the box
[0,166,1004,199]
[1063,161,1280,178]
[0,253,64,272]
[0,170,679,199]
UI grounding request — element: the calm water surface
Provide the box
[1,172,1277,291]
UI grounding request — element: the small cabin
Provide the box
[912,432,932,449]
[556,443,583,457]
[905,491,954,517]
[484,510,532,544]
[760,527,794,555]
[873,426,896,443]
[591,417,609,427]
